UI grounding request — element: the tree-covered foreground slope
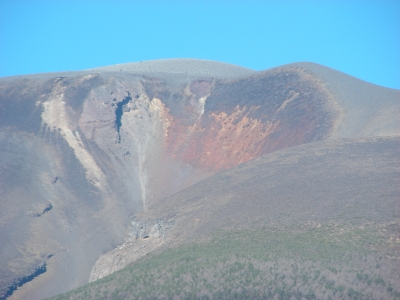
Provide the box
[51,225,399,299]
[51,137,400,300]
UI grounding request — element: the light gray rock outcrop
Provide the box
[88,217,174,282]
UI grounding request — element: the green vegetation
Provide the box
[50,224,400,300]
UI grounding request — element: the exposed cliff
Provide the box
[89,217,175,282]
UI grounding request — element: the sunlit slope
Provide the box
[87,58,256,79]
[131,136,400,242]
[53,136,400,300]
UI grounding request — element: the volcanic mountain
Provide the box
[0,59,399,299]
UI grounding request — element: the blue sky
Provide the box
[1,0,399,89]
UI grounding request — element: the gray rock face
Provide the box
[88,217,174,283]
[129,217,175,240]
[0,59,399,299]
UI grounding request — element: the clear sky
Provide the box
[1,0,399,89]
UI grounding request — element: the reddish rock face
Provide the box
[167,108,279,171]
[161,68,337,172]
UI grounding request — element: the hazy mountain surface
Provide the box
[0,59,399,300]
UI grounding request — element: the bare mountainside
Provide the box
[0,59,399,299]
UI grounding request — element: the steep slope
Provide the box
[0,59,399,299]
[56,136,400,300]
